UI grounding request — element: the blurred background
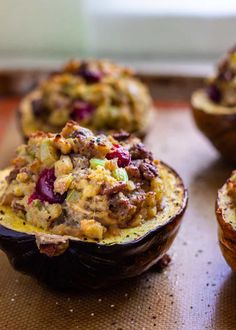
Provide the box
[0,0,236,76]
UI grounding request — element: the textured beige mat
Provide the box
[0,108,236,330]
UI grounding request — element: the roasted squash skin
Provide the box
[0,164,187,290]
[192,89,236,164]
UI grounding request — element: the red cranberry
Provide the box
[71,100,95,121]
[206,85,221,103]
[28,168,66,204]
[106,144,131,167]
[76,62,102,84]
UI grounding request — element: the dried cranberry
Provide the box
[31,99,46,117]
[206,85,221,103]
[106,144,131,167]
[71,100,95,121]
[76,62,102,84]
[28,168,66,204]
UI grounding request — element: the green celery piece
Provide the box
[90,158,106,169]
[113,168,129,182]
[39,140,58,166]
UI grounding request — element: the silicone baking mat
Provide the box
[0,100,235,330]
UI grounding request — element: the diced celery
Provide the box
[90,158,106,169]
[113,168,129,182]
[66,190,80,202]
[39,140,58,166]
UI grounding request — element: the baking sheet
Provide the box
[0,105,235,330]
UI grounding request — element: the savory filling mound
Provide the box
[0,122,164,240]
[20,60,152,137]
[206,46,236,107]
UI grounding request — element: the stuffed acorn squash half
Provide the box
[216,171,236,272]
[0,122,187,289]
[192,46,236,163]
[18,59,153,140]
